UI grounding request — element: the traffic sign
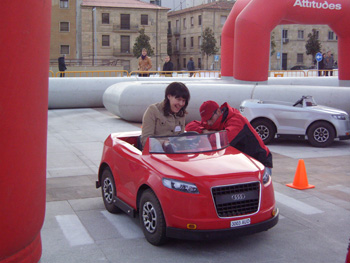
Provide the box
[214,55,219,62]
[316,52,323,62]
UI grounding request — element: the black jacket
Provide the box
[163,61,174,71]
[58,57,67,71]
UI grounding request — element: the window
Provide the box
[176,38,180,51]
[121,35,130,53]
[183,37,186,48]
[198,58,201,69]
[282,29,288,39]
[183,58,186,68]
[102,35,110,47]
[176,20,180,33]
[121,14,130,30]
[141,15,148,25]
[328,31,334,40]
[198,36,201,48]
[60,45,70,55]
[102,13,110,24]
[191,17,194,27]
[297,53,303,63]
[298,30,304,40]
[167,21,171,34]
[183,18,186,29]
[198,15,202,26]
[220,16,227,26]
[190,37,194,48]
[59,22,69,32]
[315,30,320,39]
[60,0,68,9]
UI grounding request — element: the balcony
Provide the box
[173,28,180,36]
[113,48,133,57]
[113,24,139,33]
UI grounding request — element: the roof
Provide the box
[168,1,235,16]
[81,0,170,10]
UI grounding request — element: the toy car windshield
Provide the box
[303,96,317,106]
[149,131,229,154]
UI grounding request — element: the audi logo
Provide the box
[231,193,246,201]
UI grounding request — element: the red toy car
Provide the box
[96,131,279,245]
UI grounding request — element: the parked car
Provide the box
[290,65,310,70]
[96,130,279,245]
[239,96,350,147]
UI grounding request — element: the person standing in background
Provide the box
[138,48,152,77]
[187,56,195,77]
[162,55,174,77]
[324,51,334,76]
[58,55,67,77]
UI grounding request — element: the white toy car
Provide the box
[239,96,350,147]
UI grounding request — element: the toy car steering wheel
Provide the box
[293,98,303,107]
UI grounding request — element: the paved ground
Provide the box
[40,108,350,263]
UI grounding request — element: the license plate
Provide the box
[230,218,251,228]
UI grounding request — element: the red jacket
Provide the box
[186,102,273,168]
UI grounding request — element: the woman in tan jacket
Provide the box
[141,82,190,148]
[138,48,152,77]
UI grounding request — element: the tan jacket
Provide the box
[138,56,152,71]
[141,102,185,147]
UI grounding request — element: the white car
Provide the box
[239,96,350,147]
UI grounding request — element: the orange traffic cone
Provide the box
[286,159,315,190]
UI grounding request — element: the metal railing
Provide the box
[269,69,338,77]
[55,70,129,77]
[50,69,337,78]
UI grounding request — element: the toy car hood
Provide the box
[142,148,263,179]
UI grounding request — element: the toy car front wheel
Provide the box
[307,121,335,147]
[251,119,275,145]
[139,189,167,246]
[101,169,122,214]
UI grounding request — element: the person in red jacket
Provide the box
[186,100,273,168]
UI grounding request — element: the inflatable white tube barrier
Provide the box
[103,78,350,122]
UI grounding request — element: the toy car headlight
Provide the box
[263,167,272,184]
[332,114,346,120]
[162,178,199,194]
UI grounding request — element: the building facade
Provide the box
[50,0,78,61]
[141,0,235,11]
[50,0,338,72]
[81,0,169,71]
[167,1,234,70]
[270,24,338,70]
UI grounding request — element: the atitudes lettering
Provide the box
[293,0,342,10]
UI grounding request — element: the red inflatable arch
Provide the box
[221,0,350,81]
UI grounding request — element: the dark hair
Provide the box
[163,82,190,117]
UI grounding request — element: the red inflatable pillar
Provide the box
[0,1,51,262]
[221,0,252,77]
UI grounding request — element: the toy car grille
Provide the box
[212,182,260,218]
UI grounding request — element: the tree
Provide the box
[201,27,219,69]
[132,28,154,58]
[305,29,321,63]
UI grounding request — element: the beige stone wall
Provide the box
[81,6,169,72]
[168,8,230,70]
[50,0,77,60]
[271,24,338,70]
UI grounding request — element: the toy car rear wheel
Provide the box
[251,119,275,145]
[139,189,167,246]
[307,121,335,147]
[101,169,122,214]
